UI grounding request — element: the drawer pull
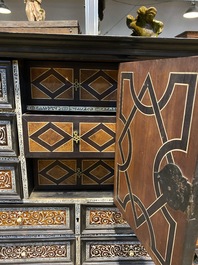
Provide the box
[73,131,80,144]
[17,217,23,224]
[129,250,134,257]
[21,251,27,258]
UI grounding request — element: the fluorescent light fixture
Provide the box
[183,1,198,18]
[0,0,11,14]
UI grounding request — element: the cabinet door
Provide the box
[114,56,198,265]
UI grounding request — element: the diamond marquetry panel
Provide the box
[79,68,117,102]
[25,62,118,112]
[80,121,115,154]
[23,115,115,158]
[34,159,114,190]
[30,66,74,101]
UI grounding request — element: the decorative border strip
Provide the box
[27,105,116,112]
[12,60,28,199]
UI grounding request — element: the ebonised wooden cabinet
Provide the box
[0,32,197,264]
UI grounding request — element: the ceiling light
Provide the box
[183,1,198,18]
[0,0,11,14]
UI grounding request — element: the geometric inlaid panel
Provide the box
[0,206,70,230]
[25,61,117,112]
[34,159,114,190]
[0,241,73,262]
[114,56,198,265]
[23,114,115,158]
[0,61,14,109]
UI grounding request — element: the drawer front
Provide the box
[0,61,14,109]
[34,158,114,190]
[23,115,115,158]
[82,240,152,264]
[0,115,18,157]
[0,162,21,200]
[0,241,74,264]
[0,206,71,231]
[25,61,117,112]
[82,206,131,234]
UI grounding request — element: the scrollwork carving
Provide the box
[90,210,127,225]
[0,244,67,260]
[0,210,66,226]
[0,126,7,146]
[0,170,12,189]
[90,243,150,258]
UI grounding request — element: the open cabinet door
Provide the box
[114,56,198,265]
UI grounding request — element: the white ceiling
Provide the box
[0,0,197,37]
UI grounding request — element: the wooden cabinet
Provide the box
[0,32,197,264]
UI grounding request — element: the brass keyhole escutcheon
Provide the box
[73,131,80,144]
[73,79,81,92]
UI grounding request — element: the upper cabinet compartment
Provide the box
[23,61,118,113]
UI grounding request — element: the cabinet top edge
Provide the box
[0,32,197,62]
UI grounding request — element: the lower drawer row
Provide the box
[0,239,153,264]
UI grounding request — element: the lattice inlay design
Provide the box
[89,243,150,258]
[27,121,73,153]
[89,210,127,225]
[0,209,67,226]
[30,67,74,100]
[0,170,12,189]
[80,69,117,101]
[0,243,67,260]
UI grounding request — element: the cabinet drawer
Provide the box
[0,206,72,232]
[82,206,131,234]
[24,61,117,113]
[82,239,152,264]
[34,158,114,190]
[23,114,115,158]
[0,240,75,264]
[0,61,14,110]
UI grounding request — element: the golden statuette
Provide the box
[126,6,164,37]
